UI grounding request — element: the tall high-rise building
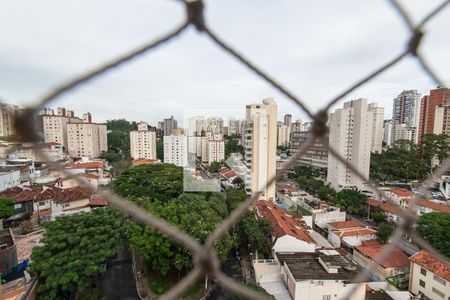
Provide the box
[228,118,242,136]
[67,122,107,158]
[418,87,450,143]
[243,98,277,201]
[277,122,289,147]
[284,114,292,128]
[0,104,20,137]
[327,99,374,190]
[164,135,187,167]
[368,103,384,153]
[383,120,393,147]
[162,116,177,136]
[130,122,157,160]
[392,90,421,144]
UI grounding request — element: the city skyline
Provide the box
[1,1,449,124]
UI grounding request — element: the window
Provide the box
[419,280,425,288]
[420,268,427,276]
[322,295,331,300]
[433,274,446,286]
[432,287,444,298]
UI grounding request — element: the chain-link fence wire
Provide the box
[5,0,450,299]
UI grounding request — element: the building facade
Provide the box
[162,115,177,136]
[392,90,421,144]
[67,122,107,158]
[244,99,277,201]
[418,87,450,143]
[163,135,187,167]
[0,104,20,137]
[368,103,384,153]
[291,131,328,169]
[327,99,374,190]
[130,122,157,160]
[276,122,290,147]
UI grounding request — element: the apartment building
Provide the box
[418,87,450,143]
[276,121,289,147]
[163,135,187,167]
[392,90,421,144]
[228,118,241,135]
[383,119,393,146]
[67,122,107,158]
[327,99,374,190]
[0,104,20,137]
[243,99,277,201]
[409,250,450,300]
[291,130,328,169]
[368,103,384,153]
[129,122,157,160]
[162,115,177,136]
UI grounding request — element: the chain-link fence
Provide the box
[5,0,450,299]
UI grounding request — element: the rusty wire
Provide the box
[6,0,450,299]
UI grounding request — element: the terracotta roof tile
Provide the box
[32,208,52,218]
[415,199,450,213]
[329,220,363,230]
[132,159,161,165]
[389,188,414,197]
[256,200,315,244]
[77,173,99,180]
[66,162,103,169]
[276,185,298,193]
[335,228,377,237]
[89,199,108,206]
[368,198,402,216]
[355,240,409,269]
[410,250,450,282]
[55,187,91,203]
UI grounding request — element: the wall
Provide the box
[0,170,20,192]
[409,261,450,300]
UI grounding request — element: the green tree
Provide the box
[371,211,387,223]
[114,164,183,200]
[225,189,247,211]
[0,198,14,219]
[377,223,394,243]
[31,209,127,299]
[156,140,164,161]
[224,134,244,158]
[332,189,367,215]
[418,134,450,171]
[417,212,450,258]
[234,212,273,257]
[210,161,221,173]
[129,194,233,276]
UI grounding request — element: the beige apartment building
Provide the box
[368,103,384,153]
[276,121,289,147]
[163,135,187,167]
[43,107,107,158]
[130,122,157,160]
[244,98,277,201]
[327,99,375,190]
[0,104,20,137]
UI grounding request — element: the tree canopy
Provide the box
[31,209,127,299]
[0,197,14,219]
[234,211,272,257]
[114,164,183,200]
[417,212,450,258]
[224,134,244,158]
[377,223,394,243]
[128,193,233,275]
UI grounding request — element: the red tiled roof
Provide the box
[32,208,52,218]
[335,228,377,237]
[13,189,41,203]
[356,240,409,269]
[0,187,23,198]
[410,250,450,282]
[389,188,414,197]
[276,185,297,193]
[66,162,103,169]
[132,159,161,165]
[77,173,99,180]
[55,187,91,203]
[35,188,59,201]
[368,198,402,216]
[415,199,450,213]
[256,200,315,244]
[45,142,61,146]
[223,170,237,178]
[328,220,362,230]
[89,198,108,206]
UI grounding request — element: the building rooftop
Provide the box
[329,220,363,230]
[132,159,161,166]
[89,198,108,207]
[335,228,377,238]
[389,189,414,197]
[355,240,409,269]
[415,199,450,213]
[66,162,103,169]
[276,252,359,281]
[256,200,315,244]
[368,199,402,216]
[410,250,450,282]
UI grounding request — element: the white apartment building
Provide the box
[327,99,374,190]
[0,104,20,137]
[130,122,157,160]
[67,122,107,158]
[228,118,242,135]
[368,103,384,153]
[383,120,393,147]
[409,250,450,300]
[164,135,187,167]
[244,99,277,201]
[392,90,421,144]
[276,122,289,147]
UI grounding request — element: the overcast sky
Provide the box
[0,0,449,125]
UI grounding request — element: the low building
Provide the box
[132,159,161,166]
[409,250,450,300]
[0,168,20,192]
[367,198,403,224]
[256,200,318,254]
[0,228,17,275]
[51,187,92,219]
[277,251,365,300]
[353,240,409,282]
[384,189,414,209]
[327,220,377,249]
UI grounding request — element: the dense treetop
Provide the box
[417,212,450,258]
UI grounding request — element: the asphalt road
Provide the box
[101,246,140,300]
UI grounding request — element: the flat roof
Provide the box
[276,252,359,281]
